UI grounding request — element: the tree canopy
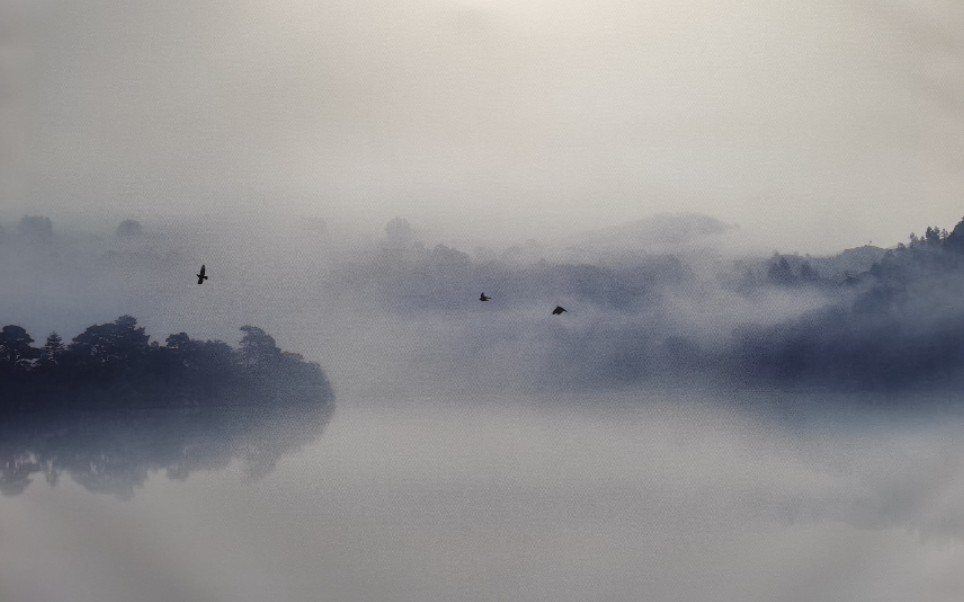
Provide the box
[0,316,334,411]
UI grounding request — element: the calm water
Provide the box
[2,394,964,602]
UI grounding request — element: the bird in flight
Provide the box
[552,305,567,315]
[479,292,491,302]
[196,264,208,285]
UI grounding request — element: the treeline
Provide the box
[0,316,333,410]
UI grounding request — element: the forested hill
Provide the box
[728,219,964,390]
[0,317,334,410]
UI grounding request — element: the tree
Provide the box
[1,316,333,412]
[41,332,65,364]
[159,332,238,393]
[238,326,281,368]
[164,332,194,352]
[0,325,35,367]
[69,316,150,365]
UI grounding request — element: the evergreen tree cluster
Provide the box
[0,317,333,410]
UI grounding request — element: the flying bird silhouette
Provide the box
[479,293,491,302]
[196,264,208,285]
[552,305,567,315]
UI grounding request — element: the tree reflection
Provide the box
[0,401,333,499]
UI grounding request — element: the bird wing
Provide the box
[199,264,206,277]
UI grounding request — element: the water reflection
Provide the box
[3,397,964,601]
[0,401,333,498]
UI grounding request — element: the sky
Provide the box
[2,0,963,251]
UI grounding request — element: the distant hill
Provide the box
[727,219,964,390]
[762,245,888,281]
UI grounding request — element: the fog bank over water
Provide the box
[0,212,817,396]
[3,215,964,599]
[3,212,964,396]
[5,214,963,601]
[2,396,964,602]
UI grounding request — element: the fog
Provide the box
[3,0,964,598]
[4,212,963,395]
[3,0,963,251]
[0,213,847,397]
[4,213,964,599]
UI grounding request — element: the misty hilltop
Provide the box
[329,214,964,394]
[3,213,964,397]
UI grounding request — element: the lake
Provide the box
[2,393,963,601]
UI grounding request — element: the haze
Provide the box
[3,2,964,600]
[2,0,963,252]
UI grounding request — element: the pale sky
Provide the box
[2,0,963,251]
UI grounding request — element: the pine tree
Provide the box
[42,332,65,364]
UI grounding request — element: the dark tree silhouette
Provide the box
[0,318,333,411]
[0,326,35,368]
[68,315,150,366]
[40,332,65,366]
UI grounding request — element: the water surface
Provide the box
[2,394,963,602]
